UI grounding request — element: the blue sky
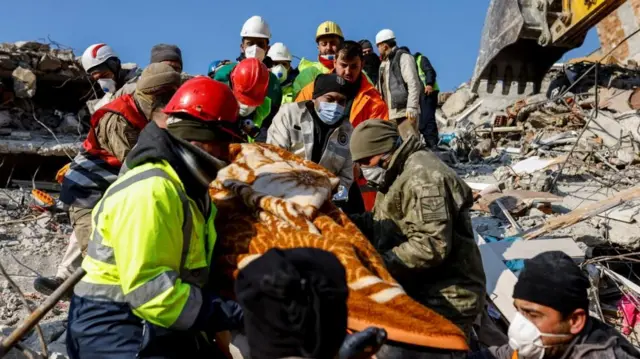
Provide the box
[1,0,600,91]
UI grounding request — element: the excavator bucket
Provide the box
[471,0,585,98]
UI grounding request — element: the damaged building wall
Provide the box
[0,41,103,186]
[597,0,640,62]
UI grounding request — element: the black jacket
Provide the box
[415,52,437,87]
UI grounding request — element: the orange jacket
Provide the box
[295,73,389,128]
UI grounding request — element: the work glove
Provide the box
[338,327,388,359]
[194,294,245,334]
[406,108,418,123]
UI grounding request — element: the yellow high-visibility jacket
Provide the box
[75,160,217,330]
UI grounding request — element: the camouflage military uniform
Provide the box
[350,135,486,332]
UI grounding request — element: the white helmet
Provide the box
[267,42,292,62]
[240,16,271,39]
[81,43,118,73]
[375,29,396,45]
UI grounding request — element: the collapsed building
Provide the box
[5,2,640,356]
[0,41,101,189]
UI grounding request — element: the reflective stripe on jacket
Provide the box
[75,160,217,330]
[59,151,120,208]
[295,72,389,128]
[416,54,440,91]
[292,60,330,99]
[61,95,148,208]
[281,84,294,104]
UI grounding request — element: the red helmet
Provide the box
[230,58,269,107]
[164,76,239,122]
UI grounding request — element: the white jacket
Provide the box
[267,102,354,189]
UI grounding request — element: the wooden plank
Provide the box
[483,238,585,261]
[524,184,640,240]
[478,244,518,323]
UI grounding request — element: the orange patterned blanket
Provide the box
[209,143,468,351]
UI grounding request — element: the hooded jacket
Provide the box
[349,135,486,330]
[471,317,640,359]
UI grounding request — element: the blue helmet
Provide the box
[208,60,231,77]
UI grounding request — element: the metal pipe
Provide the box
[0,268,86,357]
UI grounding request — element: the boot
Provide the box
[33,276,67,297]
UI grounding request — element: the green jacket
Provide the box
[213,63,279,142]
[213,63,282,106]
[350,136,485,329]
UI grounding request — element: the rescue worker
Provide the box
[207,60,232,78]
[296,41,388,127]
[470,251,640,359]
[415,49,440,148]
[348,120,486,336]
[293,21,344,98]
[214,16,282,136]
[236,247,388,359]
[295,40,389,212]
[375,30,423,140]
[114,44,184,98]
[217,58,270,142]
[81,43,141,113]
[149,44,183,72]
[82,43,183,113]
[267,42,299,104]
[33,64,181,296]
[67,77,245,358]
[359,39,381,85]
[267,73,354,195]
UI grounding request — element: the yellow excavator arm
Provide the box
[472,0,626,97]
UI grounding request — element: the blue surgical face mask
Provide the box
[316,101,345,125]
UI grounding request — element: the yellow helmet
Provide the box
[315,21,344,42]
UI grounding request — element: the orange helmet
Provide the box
[164,76,239,123]
[230,58,269,107]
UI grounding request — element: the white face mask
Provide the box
[238,102,257,117]
[271,64,289,84]
[97,78,117,93]
[508,312,572,359]
[244,45,266,62]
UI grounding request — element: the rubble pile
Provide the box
[436,59,640,344]
[0,189,71,358]
[0,41,95,157]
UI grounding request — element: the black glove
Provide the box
[338,327,387,359]
[382,250,412,281]
[193,294,244,333]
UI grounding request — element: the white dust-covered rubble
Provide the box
[0,189,71,358]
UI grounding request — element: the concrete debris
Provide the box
[441,59,640,341]
[12,67,37,99]
[441,86,477,118]
[0,41,102,160]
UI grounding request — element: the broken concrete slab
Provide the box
[587,112,627,148]
[483,237,585,261]
[442,87,477,118]
[0,136,81,156]
[12,67,36,98]
[478,238,518,322]
[37,54,62,72]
